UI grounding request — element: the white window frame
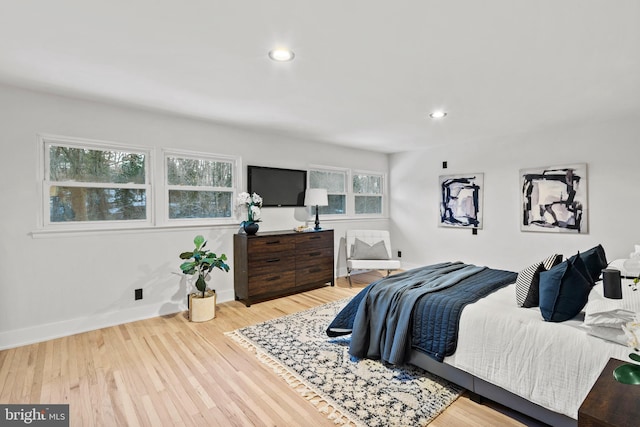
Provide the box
[307,166,349,218]
[160,149,241,226]
[352,169,385,217]
[38,134,153,231]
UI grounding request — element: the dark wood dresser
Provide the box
[233,229,334,306]
[578,358,640,426]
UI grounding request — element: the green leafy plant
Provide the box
[179,235,230,298]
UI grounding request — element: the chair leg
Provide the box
[386,270,391,277]
[347,268,352,288]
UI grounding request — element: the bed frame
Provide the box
[408,350,577,427]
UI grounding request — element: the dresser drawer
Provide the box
[248,255,295,278]
[296,247,333,269]
[248,237,295,259]
[296,257,334,286]
[295,230,333,251]
[248,270,296,295]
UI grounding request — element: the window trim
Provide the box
[35,135,387,235]
[38,134,153,231]
[308,165,349,218]
[352,169,385,217]
[160,148,241,226]
[307,165,387,219]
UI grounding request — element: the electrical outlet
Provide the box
[442,161,448,169]
[397,250,402,258]
[135,288,143,300]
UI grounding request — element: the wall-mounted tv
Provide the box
[247,165,307,207]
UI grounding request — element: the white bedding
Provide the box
[582,279,640,346]
[443,282,632,420]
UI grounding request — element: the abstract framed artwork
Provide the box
[439,173,483,229]
[520,163,588,233]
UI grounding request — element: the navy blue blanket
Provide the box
[327,263,517,364]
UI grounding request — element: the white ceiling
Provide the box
[1,1,639,154]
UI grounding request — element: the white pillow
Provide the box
[584,290,635,327]
[623,259,640,277]
[608,258,640,277]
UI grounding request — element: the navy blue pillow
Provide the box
[570,245,607,283]
[539,256,592,322]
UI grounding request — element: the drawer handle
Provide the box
[309,252,321,257]
[266,258,280,263]
[266,240,281,245]
[266,276,281,282]
[309,268,321,273]
[309,236,321,240]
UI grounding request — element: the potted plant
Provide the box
[237,192,262,235]
[179,235,230,322]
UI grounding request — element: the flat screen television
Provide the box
[247,165,307,207]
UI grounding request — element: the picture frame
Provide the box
[439,173,483,229]
[520,163,588,233]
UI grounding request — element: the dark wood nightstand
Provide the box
[578,358,640,426]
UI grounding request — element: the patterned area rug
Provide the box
[226,299,463,427]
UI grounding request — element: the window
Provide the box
[353,172,383,215]
[308,168,347,215]
[165,151,237,221]
[308,167,385,218]
[43,136,150,227]
[38,136,242,232]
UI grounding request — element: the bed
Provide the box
[327,251,637,426]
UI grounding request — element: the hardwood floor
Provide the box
[0,271,544,426]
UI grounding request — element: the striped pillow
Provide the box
[516,254,563,307]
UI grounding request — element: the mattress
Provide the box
[443,282,632,419]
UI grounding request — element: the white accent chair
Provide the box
[346,229,401,287]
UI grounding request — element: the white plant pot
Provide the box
[188,290,216,322]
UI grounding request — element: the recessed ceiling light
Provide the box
[429,110,447,119]
[268,48,295,62]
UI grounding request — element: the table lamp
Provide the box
[304,188,328,230]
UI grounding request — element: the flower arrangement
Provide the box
[615,317,640,384]
[622,318,640,358]
[237,192,263,223]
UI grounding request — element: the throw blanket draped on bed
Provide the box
[327,262,517,364]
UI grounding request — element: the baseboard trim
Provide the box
[0,288,235,350]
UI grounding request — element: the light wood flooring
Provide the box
[0,271,545,426]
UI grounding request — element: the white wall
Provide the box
[5,82,635,351]
[0,84,389,349]
[389,117,640,273]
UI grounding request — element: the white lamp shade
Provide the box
[304,188,328,206]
